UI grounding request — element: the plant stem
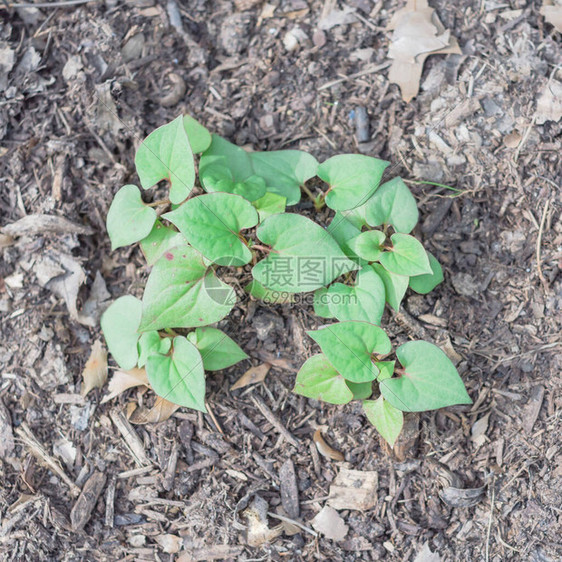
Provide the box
[147,199,171,207]
[300,183,317,203]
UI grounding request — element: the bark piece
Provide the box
[70,471,107,531]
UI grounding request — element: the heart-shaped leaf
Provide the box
[408,252,443,294]
[294,354,353,404]
[378,233,432,277]
[307,321,391,383]
[325,266,386,325]
[101,296,142,370]
[146,336,206,411]
[186,327,248,371]
[327,213,366,263]
[245,280,294,304]
[363,397,404,447]
[135,115,195,204]
[348,230,386,262]
[139,245,235,331]
[252,213,359,292]
[183,115,212,153]
[107,185,157,250]
[313,288,334,318]
[200,134,254,183]
[370,264,409,311]
[199,164,267,201]
[380,341,472,412]
[365,177,419,233]
[137,332,172,367]
[140,221,185,265]
[346,381,373,400]
[248,150,319,205]
[164,193,258,266]
[252,192,287,221]
[375,360,395,381]
[318,154,389,211]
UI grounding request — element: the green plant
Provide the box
[102,114,471,446]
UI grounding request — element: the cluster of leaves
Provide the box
[102,114,471,446]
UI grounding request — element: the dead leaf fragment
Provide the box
[311,505,348,540]
[439,485,485,508]
[156,534,182,554]
[81,341,108,397]
[541,3,562,33]
[243,495,282,546]
[387,0,461,102]
[328,468,378,511]
[313,429,344,461]
[129,396,180,424]
[231,363,270,390]
[535,80,562,124]
[471,412,490,448]
[101,368,149,403]
[414,542,441,562]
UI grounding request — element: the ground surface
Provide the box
[0,0,561,560]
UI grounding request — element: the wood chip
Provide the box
[0,399,15,459]
[1,214,94,237]
[109,409,152,467]
[311,505,348,540]
[279,459,299,519]
[327,468,378,511]
[251,395,299,448]
[522,385,545,434]
[70,471,107,531]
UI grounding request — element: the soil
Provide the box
[0,0,561,560]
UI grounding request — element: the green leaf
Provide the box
[363,397,404,447]
[101,296,142,370]
[375,360,395,382]
[245,280,294,304]
[139,245,235,331]
[107,185,157,250]
[135,115,195,204]
[307,321,391,383]
[348,230,386,262]
[252,213,359,292]
[313,288,334,318]
[200,134,254,183]
[252,192,287,221]
[408,252,444,294]
[378,233,432,277]
[318,154,389,211]
[248,150,319,206]
[140,221,185,266]
[146,336,206,411]
[346,381,372,400]
[186,327,248,371]
[380,341,472,412]
[370,264,409,311]
[325,266,386,325]
[137,332,172,367]
[164,193,259,266]
[365,177,419,233]
[327,213,366,263]
[183,115,211,153]
[294,354,354,405]
[199,164,267,201]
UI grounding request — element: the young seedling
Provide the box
[102,114,471,446]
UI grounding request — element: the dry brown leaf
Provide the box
[129,396,181,424]
[101,368,149,403]
[387,0,461,102]
[231,363,271,390]
[313,429,344,461]
[541,3,562,33]
[81,341,108,397]
[328,468,379,511]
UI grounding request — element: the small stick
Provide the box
[110,409,152,467]
[536,197,551,291]
[205,401,224,435]
[15,423,80,495]
[6,0,97,7]
[267,512,318,537]
[251,395,300,448]
[104,475,116,528]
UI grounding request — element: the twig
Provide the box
[15,423,80,495]
[4,0,97,7]
[485,476,495,562]
[205,401,224,435]
[536,197,551,291]
[110,409,152,468]
[251,395,300,448]
[267,512,318,537]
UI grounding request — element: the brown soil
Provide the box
[0,0,561,560]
